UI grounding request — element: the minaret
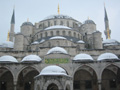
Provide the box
[9,8,15,42]
[58,4,60,14]
[7,31,10,41]
[104,4,111,39]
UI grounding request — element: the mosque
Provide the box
[0,4,120,90]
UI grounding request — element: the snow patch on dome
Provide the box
[0,41,14,48]
[73,54,93,61]
[77,40,85,44]
[39,65,67,76]
[103,39,119,46]
[97,53,118,61]
[45,25,71,30]
[31,41,39,45]
[0,55,18,62]
[50,36,66,40]
[47,47,68,54]
[21,55,42,62]
[39,39,45,43]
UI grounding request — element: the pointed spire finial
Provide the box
[11,7,15,24]
[58,4,60,14]
[88,16,90,20]
[7,30,10,41]
[27,18,29,22]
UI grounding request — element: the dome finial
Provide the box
[27,18,29,22]
[7,30,10,41]
[88,16,90,20]
[58,4,60,14]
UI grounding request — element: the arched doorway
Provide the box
[66,85,70,90]
[74,66,98,90]
[17,67,39,90]
[47,83,58,90]
[0,67,14,90]
[102,65,120,90]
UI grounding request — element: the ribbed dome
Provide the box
[84,19,95,24]
[0,55,18,62]
[22,22,33,26]
[97,53,119,61]
[73,53,93,61]
[39,65,67,76]
[47,47,68,54]
[0,41,14,48]
[103,39,119,46]
[21,55,42,62]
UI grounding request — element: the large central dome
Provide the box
[43,14,73,20]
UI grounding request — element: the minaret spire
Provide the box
[9,6,15,42]
[104,4,111,39]
[58,4,60,14]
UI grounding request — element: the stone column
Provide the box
[98,80,102,90]
[14,81,17,90]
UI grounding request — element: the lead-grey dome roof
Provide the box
[22,22,33,26]
[84,19,95,24]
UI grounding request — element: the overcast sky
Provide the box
[0,0,120,43]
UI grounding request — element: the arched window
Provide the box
[68,31,71,36]
[62,31,66,36]
[73,22,75,28]
[45,32,48,37]
[50,31,53,36]
[60,21,63,25]
[48,21,50,27]
[74,32,76,37]
[54,21,56,25]
[40,33,42,38]
[39,24,42,29]
[56,31,60,36]
[67,21,69,27]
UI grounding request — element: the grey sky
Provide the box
[0,0,120,43]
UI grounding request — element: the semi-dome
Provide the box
[22,22,33,26]
[44,14,73,20]
[45,25,71,30]
[21,55,42,62]
[73,53,93,61]
[39,65,67,76]
[97,53,119,61]
[0,55,18,62]
[0,41,14,48]
[47,47,68,54]
[49,36,66,40]
[103,39,119,46]
[84,19,95,24]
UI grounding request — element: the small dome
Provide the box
[77,40,85,44]
[21,55,42,62]
[40,65,67,76]
[50,36,66,40]
[103,39,119,46]
[84,19,95,24]
[22,22,33,26]
[45,25,71,30]
[0,55,18,62]
[0,41,14,48]
[73,54,93,61]
[47,47,68,55]
[97,53,119,61]
[44,14,73,20]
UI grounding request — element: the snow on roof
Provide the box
[97,53,119,61]
[0,55,18,62]
[73,53,93,61]
[103,39,119,46]
[21,55,42,62]
[49,36,66,40]
[47,47,68,55]
[39,65,67,76]
[77,40,85,44]
[0,41,14,48]
[39,39,45,43]
[31,41,39,45]
[45,25,71,30]
[43,14,73,20]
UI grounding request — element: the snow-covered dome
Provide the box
[50,36,66,40]
[103,39,119,46]
[39,65,67,76]
[73,54,93,61]
[22,22,33,26]
[44,14,73,20]
[97,53,119,61]
[45,25,71,30]
[0,41,14,48]
[84,19,95,24]
[77,40,85,44]
[21,55,42,62]
[47,47,68,54]
[0,55,18,62]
